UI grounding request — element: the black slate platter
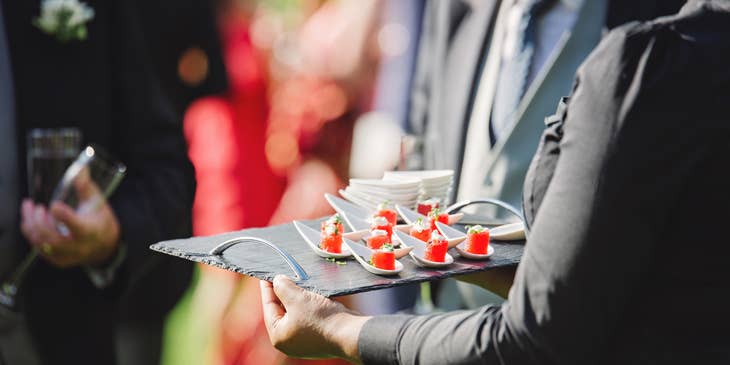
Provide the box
[149,219,524,297]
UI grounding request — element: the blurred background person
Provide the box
[118,1,228,364]
[416,0,611,312]
[171,0,287,363]
[167,0,387,364]
[0,0,211,363]
[405,0,686,312]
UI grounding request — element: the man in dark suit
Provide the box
[411,0,686,207]
[408,0,685,310]
[0,0,198,363]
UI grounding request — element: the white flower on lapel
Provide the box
[33,0,95,43]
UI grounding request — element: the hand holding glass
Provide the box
[2,145,125,309]
[25,145,126,266]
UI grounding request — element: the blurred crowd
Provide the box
[172,0,413,364]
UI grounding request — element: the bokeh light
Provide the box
[178,46,210,86]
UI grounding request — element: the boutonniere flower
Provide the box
[33,0,95,43]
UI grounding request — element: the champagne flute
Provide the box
[51,145,127,234]
[0,142,125,311]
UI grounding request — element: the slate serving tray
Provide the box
[150,219,524,297]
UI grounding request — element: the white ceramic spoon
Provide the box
[327,193,395,233]
[455,245,495,260]
[395,204,464,226]
[393,224,412,234]
[342,229,369,242]
[293,221,351,259]
[400,222,465,249]
[327,192,413,228]
[394,231,454,268]
[346,215,372,232]
[342,237,403,276]
[490,222,525,241]
[359,230,413,259]
[431,222,468,249]
[435,222,494,260]
[324,193,371,230]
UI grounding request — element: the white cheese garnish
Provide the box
[412,219,428,233]
[371,216,389,227]
[324,224,338,236]
[326,214,341,225]
[430,230,444,242]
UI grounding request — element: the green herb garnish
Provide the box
[467,225,486,234]
[428,207,442,219]
[325,257,347,265]
[329,214,343,224]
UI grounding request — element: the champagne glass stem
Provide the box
[0,250,39,308]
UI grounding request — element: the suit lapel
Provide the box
[421,0,500,172]
[456,0,607,210]
[482,0,607,180]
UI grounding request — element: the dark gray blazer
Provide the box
[359,1,730,363]
[410,0,687,209]
[409,0,496,182]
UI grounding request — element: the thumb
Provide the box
[273,275,304,307]
[50,201,87,237]
[74,166,102,202]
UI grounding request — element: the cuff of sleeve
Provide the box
[358,314,411,365]
[84,243,127,289]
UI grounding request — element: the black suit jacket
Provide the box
[1,0,195,363]
[134,0,227,116]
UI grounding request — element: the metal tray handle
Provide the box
[445,198,529,238]
[206,236,309,281]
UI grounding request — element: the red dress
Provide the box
[185,12,351,365]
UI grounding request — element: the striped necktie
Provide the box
[490,0,555,144]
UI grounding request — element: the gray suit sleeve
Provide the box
[358,24,691,365]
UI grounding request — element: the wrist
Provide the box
[86,239,120,267]
[84,242,126,288]
[87,209,121,266]
[327,312,370,364]
[85,232,120,266]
